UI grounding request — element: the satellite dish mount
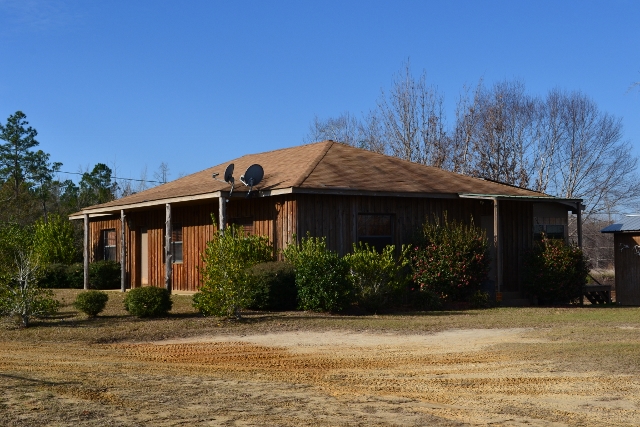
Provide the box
[240,164,264,197]
[212,162,264,198]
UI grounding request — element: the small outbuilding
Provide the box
[601,216,640,305]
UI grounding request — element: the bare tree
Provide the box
[154,162,170,184]
[545,91,640,219]
[456,79,535,187]
[378,61,448,167]
[303,112,361,146]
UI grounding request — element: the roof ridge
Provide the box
[292,140,334,187]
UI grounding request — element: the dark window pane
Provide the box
[172,242,183,263]
[103,229,117,261]
[357,214,393,252]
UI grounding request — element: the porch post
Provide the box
[493,198,503,294]
[83,213,89,290]
[576,202,583,249]
[165,203,172,293]
[219,193,226,234]
[120,210,126,292]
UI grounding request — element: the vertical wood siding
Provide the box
[87,194,538,292]
[87,196,296,292]
[295,194,534,293]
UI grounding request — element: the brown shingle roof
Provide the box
[76,140,553,214]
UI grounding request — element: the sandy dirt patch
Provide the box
[2,327,639,426]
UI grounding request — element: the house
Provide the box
[70,140,584,296]
[601,216,640,305]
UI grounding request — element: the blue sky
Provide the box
[0,0,638,184]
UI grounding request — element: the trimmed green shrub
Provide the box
[344,243,410,313]
[89,260,121,290]
[74,290,109,317]
[247,261,297,311]
[124,287,172,317]
[194,223,274,318]
[411,213,490,303]
[283,233,353,312]
[523,236,589,305]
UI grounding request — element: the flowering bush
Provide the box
[522,236,589,304]
[411,214,490,303]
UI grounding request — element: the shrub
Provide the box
[283,233,352,312]
[66,263,85,289]
[74,290,109,317]
[523,236,589,305]
[409,287,443,311]
[248,262,297,311]
[124,287,172,317]
[344,243,410,313]
[469,290,491,309]
[38,263,70,288]
[411,213,490,303]
[89,260,121,290]
[194,223,274,318]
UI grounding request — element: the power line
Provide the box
[57,171,164,184]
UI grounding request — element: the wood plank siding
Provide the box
[87,196,298,292]
[87,194,536,293]
[614,233,640,305]
[295,194,534,293]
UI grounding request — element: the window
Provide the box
[229,217,254,236]
[357,214,393,252]
[102,229,117,261]
[172,224,183,263]
[534,224,566,240]
[164,224,183,264]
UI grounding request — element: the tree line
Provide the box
[0,111,171,227]
[305,62,640,222]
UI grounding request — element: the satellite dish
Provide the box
[224,163,235,183]
[240,164,264,197]
[212,163,236,199]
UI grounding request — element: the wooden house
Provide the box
[70,140,584,296]
[601,216,640,305]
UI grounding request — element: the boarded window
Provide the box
[357,214,393,252]
[102,229,117,261]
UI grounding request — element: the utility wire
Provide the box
[57,171,165,184]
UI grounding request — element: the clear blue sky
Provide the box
[1,0,638,183]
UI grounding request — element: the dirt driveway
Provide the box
[2,325,640,426]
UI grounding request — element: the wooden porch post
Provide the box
[83,213,89,290]
[165,203,172,293]
[576,202,583,249]
[219,193,226,234]
[493,198,503,295]
[120,210,126,292]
